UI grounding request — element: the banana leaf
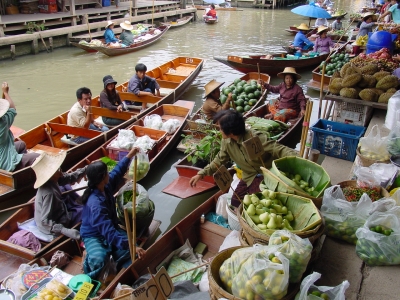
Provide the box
[271,157,331,198]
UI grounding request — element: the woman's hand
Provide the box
[258,79,265,87]
[126,147,140,159]
[136,247,146,260]
[117,104,123,112]
[300,109,305,117]
[189,175,203,187]
[226,92,232,102]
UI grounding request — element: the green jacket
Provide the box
[198,129,298,186]
[120,30,134,46]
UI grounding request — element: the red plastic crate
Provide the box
[38,1,58,13]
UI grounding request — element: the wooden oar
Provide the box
[0,186,87,214]
[124,208,135,262]
[132,156,138,262]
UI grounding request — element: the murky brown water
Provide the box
[0,2,363,231]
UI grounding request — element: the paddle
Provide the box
[132,156,138,262]
[0,186,87,214]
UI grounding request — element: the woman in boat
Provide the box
[119,21,134,47]
[379,0,400,23]
[315,18,329,27]
[80,147,146,280]
[293,23,314,51]
[202,79,232,120]
[204,4,217,21]
[258,67,306,123]
[189,110,298,208]
[313,26,335,54]
[358,13,380,37]
[104,21,119,44]
[331,17,343,30]
[99,75,125,126]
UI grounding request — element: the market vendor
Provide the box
[80,147,146,280]
[189,110,298,207]
[100,75,125,126]
[315,18,329,27]
[358,13,380,37]
[202,79,232,120]
[203,4,217,21]
[378,0,400,24]
[331,17,343,30]
[104,21,119,44]
[32,152,85,240]
[119,21,134,47]
[258,67,307,123]
[293,23,314,51]
[313,26,335,54]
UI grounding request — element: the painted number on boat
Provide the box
[213,165,233,192]
[186,58,193,63]
[243,136,265,158]
[73,282,94,300]
[132,267,174,300]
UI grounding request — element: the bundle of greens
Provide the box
[245,117,290,140]
[101,157,117,172]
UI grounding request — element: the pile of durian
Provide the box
[328,62,398,103]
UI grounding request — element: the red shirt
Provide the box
[207,9,217,18]
[264,82,306,112]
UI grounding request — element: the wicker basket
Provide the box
[226,202,241,231]
[356,147,390,167]
[239,229,250,246]
[208,246,300,300]
[338,180,390,198]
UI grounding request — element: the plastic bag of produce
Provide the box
[269,230,313,283]
[128,150,150,181]
[295,272,349,300]
[321,185,373,244]
[162,118,181,134]
[387,121,400,156]
[134,135,155,152]
[354,166,381,189]
[144,114,163,130]
[355,207,400,265]
[115,129,136,149]
[359,125,390,161]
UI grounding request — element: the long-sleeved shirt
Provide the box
[34,168,87,234]
[293,31,314,49]
[104,28,118,44]
[100,90,122,110]
[0,108,22,172]
[358,21,375,37]
[263,82,306,112]
[315,18,328,27]
[202,97,228,120]
[127,74,160,96]
[80,157,131,249]
[313,36,335,54]
[331,20,343,30]
[198,129,298,186]
[120,30,134,46]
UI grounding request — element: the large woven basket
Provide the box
[356,147,390,167]
[208,246,300,300]
[338,180,390,198]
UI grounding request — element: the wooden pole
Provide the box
[299,101,312,157]
[170,261,210,279]
[132,157,138,262]
[124,208,135,262]
[318,63,325,119]
[147,268,167,300]
[86,14,92,41]
[129,1,132,23]
[152,0,155,26]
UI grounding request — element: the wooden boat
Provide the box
[70,42,103,53]
[195,5,242,11]
[161,16,193,28]
[98,190,233,299]
[205,18,218,24]
[213,53,329,75]
[95,25,170,57]
[0,57,203,204]
[328,12,347,19]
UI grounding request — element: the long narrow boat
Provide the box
[95,25,170,57]
[205,18,218,24]
[161,16,193,28]
[0,57,203,204]
[99,190,232,299]
[214,53,329,75]
[70,42,103,53]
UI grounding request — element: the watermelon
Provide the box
[254,90,261,98]
[247,93,255,99]
[250,79,257,85]
[244,86,253,94]
[224,88,231,96]
[232,94,237,101]
[249,99,257,106]
[236,86,244,93]
[236,106,244,113]
[244,105,251,112]
[234,78,241,84]
[236,99,244,106]
[220,94,227,104]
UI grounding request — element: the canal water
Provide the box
[0,1,363,231]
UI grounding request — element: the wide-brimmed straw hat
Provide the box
[297,23,310,31]
[277,67,302,80]
[317,26,329,35]
[362,12,374,21]
[31,151,67,189]
[204,79,224,98]
[103,75,117,88]
[120,20,134,31]
[105,20,114,28]
[0,99,10,118]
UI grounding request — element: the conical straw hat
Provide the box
[31,151,67,188]
[277,67,301,79]
[297,23,310,31]
[0,99,10,118]
[204,79,224,98]
[317,26,329,34]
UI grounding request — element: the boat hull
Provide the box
[161,15,193,28]
[70,42,100,53]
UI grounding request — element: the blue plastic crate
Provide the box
[311,119,366,162]
[102,0,111,7]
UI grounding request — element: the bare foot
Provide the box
[264,114,273,120]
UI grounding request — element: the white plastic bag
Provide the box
[115,129,136,149]
[144,114,163,130]
[198,272,209,292]
[216,193,230,219]
[385,91,400,130]
[295,272,349,300]
[368,163,398,189]
[162,119,181,134]
[127,150,150,181]
[134,135,155,152]
[354,166,381,189]
[218,230,241,252]
[359,125,390,161]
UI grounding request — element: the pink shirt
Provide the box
[263,82,306,112]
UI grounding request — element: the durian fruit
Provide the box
[371,88,385,96]
[345,66,360,77]
[358,75,377,88]
[360,64,379,75]
[378,92,395,103]
[359,89,379,102]
[376,75,399,91]
[374,71,391,81]
[340,87,359,99]
[387,88,397,93]
[342,73,362,88]
[331,71,341,80]
[328,78,343,95]
[340,63,352,78]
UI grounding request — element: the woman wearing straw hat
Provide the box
[104,20,119,44]
[99,75,125,126]
[119,20,134,47]
[258,67,307,123]
[32,152,86,240]
[80,147,146,279]
[313,26,335,54]
[293,23,314,51]
[379,0,400,23]
[202,79,232,120]
[358,13,380,37]
[0,82,40,172]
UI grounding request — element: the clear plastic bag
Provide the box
[111,283,134,300]
[218,230,241,252]
[216,193,230,219]
[268,230,313,283]
[354,166,381,189]
[387,121,400,156]
[359,125,390,161]
[356,207,400,266]
[115,129,136,149]
[295,272,349,300]
[98,256,117,289]
[162,119,181,134]
[128,151,150,181]
[144,114,163,130]
[134,136,155,152]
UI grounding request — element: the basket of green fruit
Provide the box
[271,157,331,198]
[237,189,322,246]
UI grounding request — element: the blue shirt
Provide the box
[358,21,375,37]
[0,108,23,172]
[389,4,400,24]
[104,28,118,44]
[80,157,131,249]
[127,74,160,95]
[293,31,313,48]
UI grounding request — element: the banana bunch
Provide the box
[354,35,368,46]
